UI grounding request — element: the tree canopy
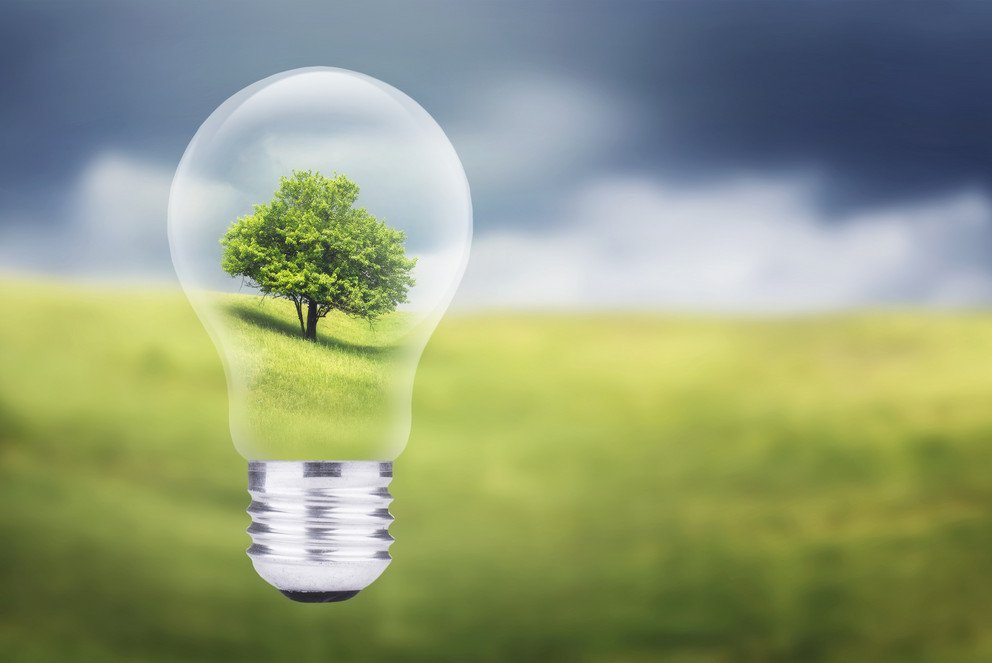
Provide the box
[220,170,416,339]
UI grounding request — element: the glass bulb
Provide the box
[167,68,471,602]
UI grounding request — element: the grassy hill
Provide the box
[216,294,415,459]
[2,277,992,661]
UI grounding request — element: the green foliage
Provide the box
[5,278,992,660]
[220,171,416,336]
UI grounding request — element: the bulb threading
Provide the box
[246,460,394,602]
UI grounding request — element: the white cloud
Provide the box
[448,75,629,191]
[456,175,992,311]
[5,149,992,313]
[74,152,174,268]
[0,151,175,279]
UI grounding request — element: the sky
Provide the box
[0,1,990,310]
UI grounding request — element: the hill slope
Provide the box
[216,294,414,459]
[2,278,992,661]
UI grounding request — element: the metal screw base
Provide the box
[246,460,394,602]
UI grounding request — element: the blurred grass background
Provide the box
[3,277,992,661]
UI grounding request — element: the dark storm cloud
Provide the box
[619,3,992,211]
[0,1,989,232]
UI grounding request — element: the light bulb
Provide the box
[167,68,471,602]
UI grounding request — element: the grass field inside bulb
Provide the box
[216,294,414,459]
[3,277,992,661]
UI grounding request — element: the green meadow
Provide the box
[216,295,413,459]
[3,277,992,661]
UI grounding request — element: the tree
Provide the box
[220,170,416,340]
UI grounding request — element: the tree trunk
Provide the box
[293,298,306,336]
[305,301,319,340]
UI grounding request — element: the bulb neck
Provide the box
[246,460,394,602]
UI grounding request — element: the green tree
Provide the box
[220,170,416,340]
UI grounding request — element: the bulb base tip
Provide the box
[279,589,361,603]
